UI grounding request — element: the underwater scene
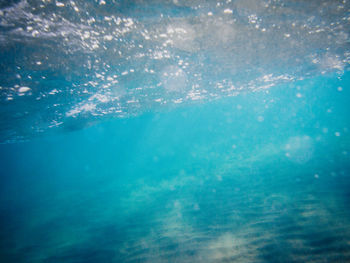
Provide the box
[1,0,350,262]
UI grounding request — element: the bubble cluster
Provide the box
[0,0,349,142]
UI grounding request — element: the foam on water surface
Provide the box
[0,0,349,142]
[0,1,350,262]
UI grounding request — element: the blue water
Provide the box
[1,73,350,262]
[1,1,350,262]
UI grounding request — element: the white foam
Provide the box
[104,35,113,41]
[18,86,31,93]
[161,66,187,92]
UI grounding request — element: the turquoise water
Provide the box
[1,73,350,262]
[1,0,350,262]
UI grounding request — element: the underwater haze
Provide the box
[1,0,350,262]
